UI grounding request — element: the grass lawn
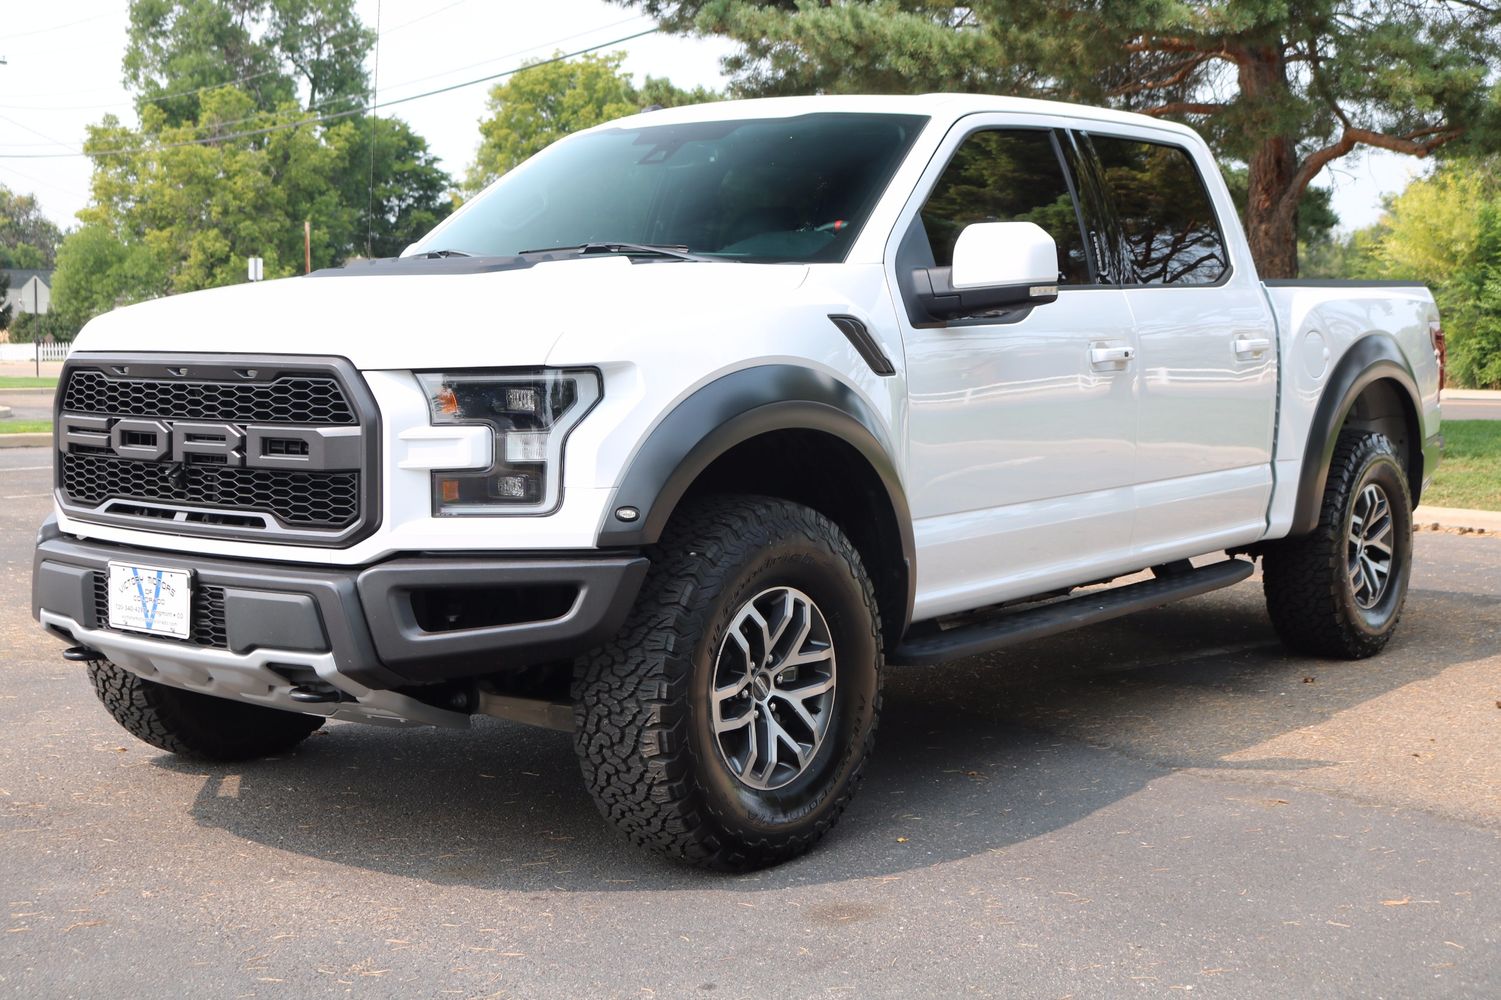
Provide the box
[1424,420,1501,511]
[0,419,52,434]
[0,376,58,389]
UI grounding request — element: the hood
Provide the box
[74,257,812,370]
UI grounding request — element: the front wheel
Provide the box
[88,659,325,760]
[1263,430,1414,658]
[573,496,883,870]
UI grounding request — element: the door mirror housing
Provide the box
[909,221,1061,324]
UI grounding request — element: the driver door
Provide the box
[890,121,1139,620]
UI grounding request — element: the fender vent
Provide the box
[828,315,895,377]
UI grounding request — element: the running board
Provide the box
[889,559,1255,667]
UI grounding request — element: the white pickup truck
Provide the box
[33,94,1443,869]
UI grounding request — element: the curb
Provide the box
[0,387,57,395]
[0,433,51,448]
[1414,505,1501,536]
[1441,389,1501,401]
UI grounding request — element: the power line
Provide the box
[1,11,113,41]
[0,0,472,113]
[366,0,383,258]
[0,12,656,151]
[0,27,663,161]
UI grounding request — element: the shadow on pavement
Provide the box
[150,578,1498,891]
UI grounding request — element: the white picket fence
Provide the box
[0,342,72,362]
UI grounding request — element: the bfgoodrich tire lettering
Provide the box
[87,659,324,760]
[1263,430,1414,659]
[572,496,883,870]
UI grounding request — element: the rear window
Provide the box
[1086,135,1229,286]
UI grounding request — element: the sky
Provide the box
[0,1,1424,237]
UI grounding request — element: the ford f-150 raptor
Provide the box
[32,94,1444,869]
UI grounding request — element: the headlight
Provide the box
[417,369,601,515]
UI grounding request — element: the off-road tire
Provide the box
[1263,430,1413,659]
[87,659,324,760]
[573,496,883,870]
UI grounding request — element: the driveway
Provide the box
[1,447,1497,998]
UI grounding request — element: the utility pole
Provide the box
[304,220,311,274]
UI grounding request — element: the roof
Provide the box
[2,268,53,288]
[600,93,1202,141]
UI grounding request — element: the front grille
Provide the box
[62,454,360,528]
[55,356,377,546]
[62,369,355,424]
[92,572,228,649]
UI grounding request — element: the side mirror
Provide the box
[909,221,1061,324]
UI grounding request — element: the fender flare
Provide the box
[596,364,916,631]
[1290,334,1424,536]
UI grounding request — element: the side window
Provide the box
[1085,135,1229,285]
[920,129,1090,284]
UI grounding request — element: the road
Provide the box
[0,390,53,422]
[1,446,1497,998]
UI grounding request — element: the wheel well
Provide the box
[1341,377,1423,504]
[678,429,910,645]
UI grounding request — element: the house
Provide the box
[3,268,52,318]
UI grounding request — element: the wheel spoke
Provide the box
[774,691,821,734]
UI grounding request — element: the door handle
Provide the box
[1089,345,1135,369]
[1233,336,1272,358]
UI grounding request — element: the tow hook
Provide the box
[62,646,105,663]
[288,683,345,704]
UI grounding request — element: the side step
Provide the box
[889,559,1255,667]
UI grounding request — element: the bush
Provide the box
[7,311,80,343]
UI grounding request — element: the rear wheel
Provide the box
[88,660,324,761]
[1263,430,1413,658]
[573,496,883,870]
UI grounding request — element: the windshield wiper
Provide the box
[416,248,472,258]
[517,242,717,262]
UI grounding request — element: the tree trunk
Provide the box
[1238,46,1300,279]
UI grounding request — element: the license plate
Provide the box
[106,563,192,639]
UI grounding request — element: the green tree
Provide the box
[83,89,353,292]
[266,0,371,111]
[50,226,168,326]
[125,0,295,124]
[623,0,1501,278]
[0,185,63,268]
[124,0,370,125]
[333,117,451,258]
[1369,161,1501,387]
[0,270,11,330]
[466,52,720,192]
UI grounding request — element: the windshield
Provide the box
[409,113,929,264]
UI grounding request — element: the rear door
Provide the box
[889,119,1140,619]
[1076,130,1278,559]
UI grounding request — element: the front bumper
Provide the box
[32,518,647,726]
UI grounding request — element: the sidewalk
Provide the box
[1415,505,1500,535]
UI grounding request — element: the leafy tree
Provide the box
[467,53,640,192]
[125,0,295,124]
[265,0,371,111]
[333,117,452,258]
[124,0,370,125]
[0,271,10,330]
[84,89,354,291]
[50,226,168,326]
[0,185,63,268]
[466,52,720,192]
[623,0,1501,278]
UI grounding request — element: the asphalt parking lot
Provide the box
[1,445,1497,999]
